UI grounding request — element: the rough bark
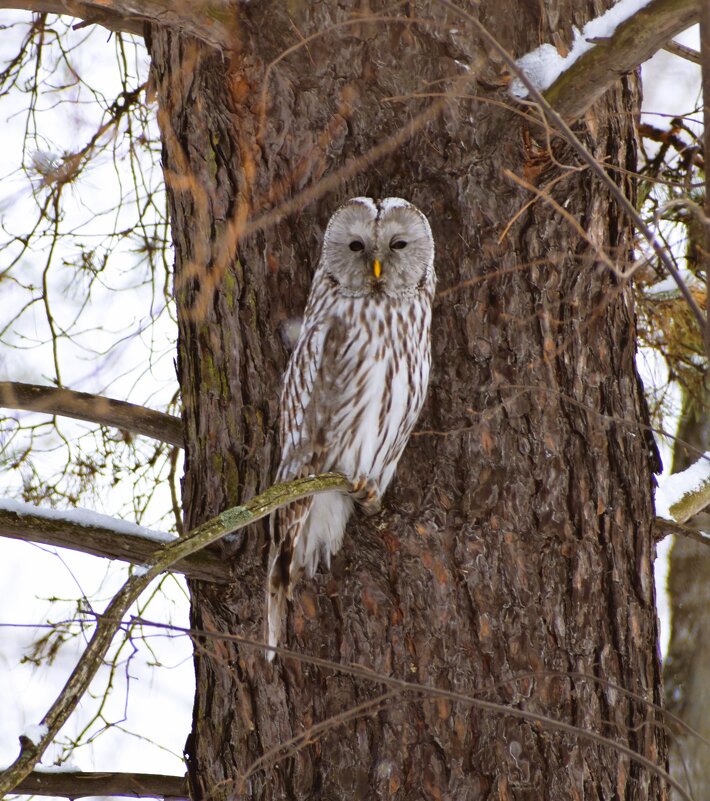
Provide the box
[0,0,701,122]
[148,2,666,798]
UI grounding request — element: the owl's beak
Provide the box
[373,259,382,279]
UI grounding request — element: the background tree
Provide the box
[0,1,708,799]
[638,97,710,797]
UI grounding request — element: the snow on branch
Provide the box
[0,382,183,447]
[14,769,188,799]
[655,452,710,525]
[0,472,352,797]
[0,499,231,582]
[511,0,700,120]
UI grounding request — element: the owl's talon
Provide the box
[350,476,382,516]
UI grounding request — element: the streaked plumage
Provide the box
[266,197,435,658]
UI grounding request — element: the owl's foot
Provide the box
[350,476,382,516]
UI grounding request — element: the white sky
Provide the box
[0,6,705,798]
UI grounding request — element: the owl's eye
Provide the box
[349,240,365,252]
[390,240,407,250]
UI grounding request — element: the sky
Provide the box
[0,6,704,799]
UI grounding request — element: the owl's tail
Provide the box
[265,577,286,663]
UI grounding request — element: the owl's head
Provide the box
[319,197,435,298]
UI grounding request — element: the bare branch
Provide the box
[0,382,183,448]
[664,39,702,65]
[543,0,700,121]
[0,472,351,796]
[0,504,230,583]
[0,0,236,50]
[655,514,710,546]
[14,770,188,800]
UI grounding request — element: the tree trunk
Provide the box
[664,385,710,800]
[148,2,667,798]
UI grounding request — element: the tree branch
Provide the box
[543,0,700,121]
[668,478,710,525]
[655,514,710,546]
[14,770,188,800]
[664,39,702,66]
[0,504,230,583]
[0,472,352,797]
[0,382,183,448]
[0,0,237,50]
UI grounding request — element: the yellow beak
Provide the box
[373,259,382,279]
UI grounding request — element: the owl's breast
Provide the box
[325,294,431,489]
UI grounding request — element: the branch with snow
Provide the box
[0,472,351,798]
[0,382,183,448]
[0,499,230,582]
[655,452,710,525]
[511,0,699,120]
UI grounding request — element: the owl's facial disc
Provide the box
[321,197,434,296]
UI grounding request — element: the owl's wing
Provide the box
[266,316,348,660]
[277,316,348,480]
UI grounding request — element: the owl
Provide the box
[266,197,436,659]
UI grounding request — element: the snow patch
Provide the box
[511,0,654,97]
[655,452,710,519]
[22,723,48,745]
[35,762,81,773]
[0,498,174,543]
[644,268,701,297]
[133,564,150,577]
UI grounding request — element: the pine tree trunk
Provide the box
[148,2,667,798]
